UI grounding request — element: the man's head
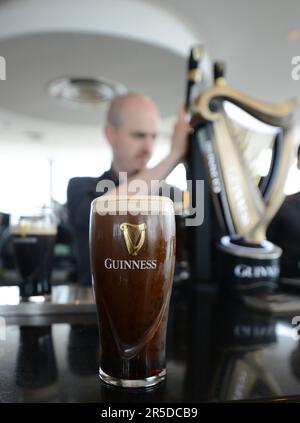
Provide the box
[104,92,160,175]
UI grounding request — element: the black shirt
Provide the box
[267,192,300,277]
[67,168,182,285]
[67,168,119,286]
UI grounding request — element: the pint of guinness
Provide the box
[90,195,176,388]
[10,208,57,300]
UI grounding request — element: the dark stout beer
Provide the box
[90,196,176,388]
[10,210,57,299]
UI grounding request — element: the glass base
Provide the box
[19,294,51,303]
[99,367,166,388]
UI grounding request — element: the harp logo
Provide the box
[120,222,146,256]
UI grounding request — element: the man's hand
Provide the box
[170,107,190,163]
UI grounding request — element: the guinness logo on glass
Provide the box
[120,223,147,256]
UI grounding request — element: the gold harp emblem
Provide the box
[120,223,147,256]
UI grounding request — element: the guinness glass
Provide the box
[90,195,176,388]
[10,208,57,301]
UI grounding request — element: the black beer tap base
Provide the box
[216,236,282,295]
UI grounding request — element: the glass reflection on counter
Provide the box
[210,300,281,401]
[16,326,58,401]
[67,324,99,376]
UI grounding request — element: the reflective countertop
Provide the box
[1,282,300,403]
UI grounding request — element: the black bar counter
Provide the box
[1,281,300,403]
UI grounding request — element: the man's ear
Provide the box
[104,124,115,147]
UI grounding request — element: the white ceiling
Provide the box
[0,0,299,158]
[151,0,300,104]
[0,32,186,125]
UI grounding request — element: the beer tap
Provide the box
[185,51,297,292]
[185,46,204,112]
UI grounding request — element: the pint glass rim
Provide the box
[9,207,58,236]
[91,195,175,215]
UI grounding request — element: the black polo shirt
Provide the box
[67,168,181,285]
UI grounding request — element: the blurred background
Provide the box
[0,0,300,282]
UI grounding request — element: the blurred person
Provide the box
[267,145,300,277]
[67,92,189,286]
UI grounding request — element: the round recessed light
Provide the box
[47,77,127,108]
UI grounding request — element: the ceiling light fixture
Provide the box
[47,77,127,108]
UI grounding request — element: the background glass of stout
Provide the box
[10,208,57,301]
[90,195,176,388]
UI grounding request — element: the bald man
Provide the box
[67,92,189,286]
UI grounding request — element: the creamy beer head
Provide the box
[10,221,57,236]
[10,209,57,299]
[92,195,174,216]
[10,208,57,236]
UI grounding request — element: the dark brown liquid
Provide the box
[13,234,56,297]
[90,209,175,380]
